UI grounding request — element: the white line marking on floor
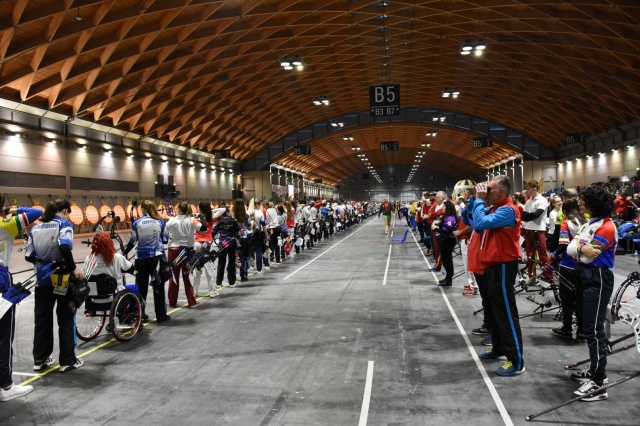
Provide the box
[358,360,375,426]
[12,372,39,377]
[410,232,514,426]
[344,328,363,383]
[282,219,376,280]
[382,245,392,286]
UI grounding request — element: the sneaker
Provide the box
[0,384,34,402]
[257,269,264,275]
[472,326,490,336]
[551,326,573,339]
[60,358,84,373]
[428,268,441,272]
[209,291,219,298]
[574,380,608,401]
[157,315,171,323]
[142,313,150,322]
[479,349,507,360]
[216,283,223,289]
[495,360,525,376]
[33,356,55,372]
[481,334,493,346]
[463,284,471,290]
[438,279,452,287]
[463,288,479,296]
[264,266,271,271]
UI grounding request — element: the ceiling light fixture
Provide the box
[432,113,446,123]
[460,39,486,56]
[342,134,354,141]
[330,118,344,128]
[351,145,361,151]
[312,96,331,106]
[425,130,438,137]
[280,56,305,71]
[442,88,460,99]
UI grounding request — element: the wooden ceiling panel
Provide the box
[0,1,638,183]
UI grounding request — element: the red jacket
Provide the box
[427,202,443,225]
[467,230,485,275]
[479,197,522,267]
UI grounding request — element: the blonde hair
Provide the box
[141,200,160,220]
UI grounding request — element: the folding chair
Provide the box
[391,228,409,243]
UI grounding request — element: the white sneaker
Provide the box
[0,384,33,402]
[60,358,84,373]
[33,356,55,371]
[257,269,264,275]
[209,291,219,298]
[574,379,608,401]
[264,266,270,271]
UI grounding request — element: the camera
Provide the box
[132,200,138,206]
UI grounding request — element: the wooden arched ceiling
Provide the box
[274,124,514,184]
[1,1,639,183]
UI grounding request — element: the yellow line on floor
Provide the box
[17,281,246,387]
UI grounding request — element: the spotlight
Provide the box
[280,56,305,71]
[442,88,460,99]
[313,96,331,106]
[460,39,486,56]
[432,113,446,123]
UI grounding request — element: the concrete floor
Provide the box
[1,216,639,425]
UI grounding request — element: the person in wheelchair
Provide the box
[88,233,137,323]
[89,232,135,292]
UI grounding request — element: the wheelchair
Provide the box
[75,274,143,343]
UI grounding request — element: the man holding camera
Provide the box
[471,177,525,377]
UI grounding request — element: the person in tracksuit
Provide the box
[471,177,525,377]
[567,186,616,401]
[0,201,42,401]
[124,200,170,323]
[26,199,85,373]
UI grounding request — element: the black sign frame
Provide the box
[213,149,231,159]
[565,133,587,145]
[293,145,312,155]
[380,141,399,151]
[472,137,493,148]
[369,84,400,116]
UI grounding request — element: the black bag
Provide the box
[68,276,90,309]
[88,274,118,296]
